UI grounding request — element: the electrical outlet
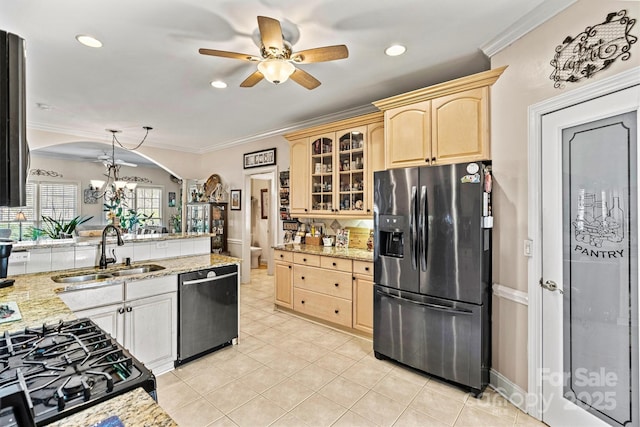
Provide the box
[523,239,533,257]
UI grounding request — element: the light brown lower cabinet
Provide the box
[274,250,373,335]
[293,288,353,328]
[274,250,294,308]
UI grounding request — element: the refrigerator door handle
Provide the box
[410,185,418,270]
[376,289,474,315]
[419,185,427,272]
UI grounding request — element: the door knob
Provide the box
[540,278,563,294]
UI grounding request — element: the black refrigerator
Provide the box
[373,162,492,396]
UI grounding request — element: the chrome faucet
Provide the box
[99,224,124,269]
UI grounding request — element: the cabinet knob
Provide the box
[431,157,436,163]
[301,300,305,304]
[365,267,370,271]
[334,283,339,287]
[332,262,336,266]
[334,309,339,314]
[303,258,307,262]
[118,307,125,314]
[367,209,371,213]
[126,306,132,312]
[280,254,284,258]
[353,276,356,280]
[304,209,308,212]
[425,158,430,163]
[288,265,292,269]
[301,276,305,280]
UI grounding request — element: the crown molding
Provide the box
[29,103,379,155]
[481,0,577,58]
[201,103,379,153]
[373,66,507,111]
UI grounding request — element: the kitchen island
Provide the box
[0,253,239,426]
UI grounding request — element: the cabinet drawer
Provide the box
[126,275,177,300]
[294,288,352,328]
[353,260,373,277]
[275,250,293,263]
[293,253,321,267]
[294,265,352,299]
[320,256,352,272]
[58,284,124,311]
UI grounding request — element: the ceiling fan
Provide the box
[95,153,138,168]
[199,16,348,90]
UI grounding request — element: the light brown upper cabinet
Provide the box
[288,137,309,215]
[374,66,506,169]
[284,112,383,218]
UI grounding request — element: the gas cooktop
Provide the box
[0,318,156,426]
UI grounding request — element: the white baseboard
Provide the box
[490,369,531,415]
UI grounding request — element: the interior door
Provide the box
[541,86,639,426]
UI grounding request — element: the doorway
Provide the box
[528,69,639,425]
[242,167,278,284]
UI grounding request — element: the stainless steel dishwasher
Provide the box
[176,264,238,365]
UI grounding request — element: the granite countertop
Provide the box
[11,232,215,250]
[47,387,177,427]
[0,252,240,425]
[273,243,374,262]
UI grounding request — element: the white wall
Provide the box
[489,0,640,389]
[28,155,182,228]
[198,135,290,243]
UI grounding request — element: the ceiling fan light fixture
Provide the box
[385,44,406,57]
[257,59,295,85]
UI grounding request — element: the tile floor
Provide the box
[157,268,546,427]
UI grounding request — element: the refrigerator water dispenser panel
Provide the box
[379,215,405,258]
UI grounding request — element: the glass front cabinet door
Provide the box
[309,126,367,216]
[186,202,228,254]
[310,134,334,214]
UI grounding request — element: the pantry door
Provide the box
[541,85,639,426]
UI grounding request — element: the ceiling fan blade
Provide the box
[115,159,138,167]
[257,16,284,53]
[291,45,349,64]
[240,70,265,87]
[198,48,260,62]
[290,68,321,90]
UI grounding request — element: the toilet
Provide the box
[250,245,262,269]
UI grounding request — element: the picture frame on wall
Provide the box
[243,148,276,169]
[260,188,268,219]
[168,191,176,207]
[230,189,241,210]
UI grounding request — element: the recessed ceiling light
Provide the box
[210,80,227,89]
[385,44,406,57]
[75,35,103,48]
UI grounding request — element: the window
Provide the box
[0,181,80,240]
[135,187,162,225]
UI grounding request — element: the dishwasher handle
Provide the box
[182,272,238,286]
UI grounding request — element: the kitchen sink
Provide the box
[52,273,115,283]
[51,264,165,283]
[111,264,165,276]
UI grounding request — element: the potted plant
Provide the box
[30,214,93,239]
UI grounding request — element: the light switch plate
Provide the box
[524,239,533,257]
